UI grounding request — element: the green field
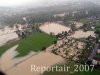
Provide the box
[96,23,100,28]
[79,18,92,24]
[96,23,100,32]
[95,53,100,58]
[96,23,100,31]
[0,32,57,57]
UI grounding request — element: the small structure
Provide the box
[14,23,33,39]
[87,35,95,41]
[15,29,26,39]
[92,59,98,65]
[92,57,100,66]
[97,49,100,54]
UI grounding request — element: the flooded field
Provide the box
[39,23,71,35]
[70,30,95,38]
[0,45,64,75]
[0,27,18,46]
[0,22,97,75]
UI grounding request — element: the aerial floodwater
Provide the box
[0,27,18,46]
[0,0,100,75]
[0,22,97,75]
[39,23,71,35]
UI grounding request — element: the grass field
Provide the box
[96,23,100,28]
[0,32,57,57]
[79,18,91,24]
[95,53,100,58]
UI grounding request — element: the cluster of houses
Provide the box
[84,16,100,68]
[46,30,85,61]
[14,24,33,39]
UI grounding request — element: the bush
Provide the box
[42,47,46,51]
[54,41,57,44]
